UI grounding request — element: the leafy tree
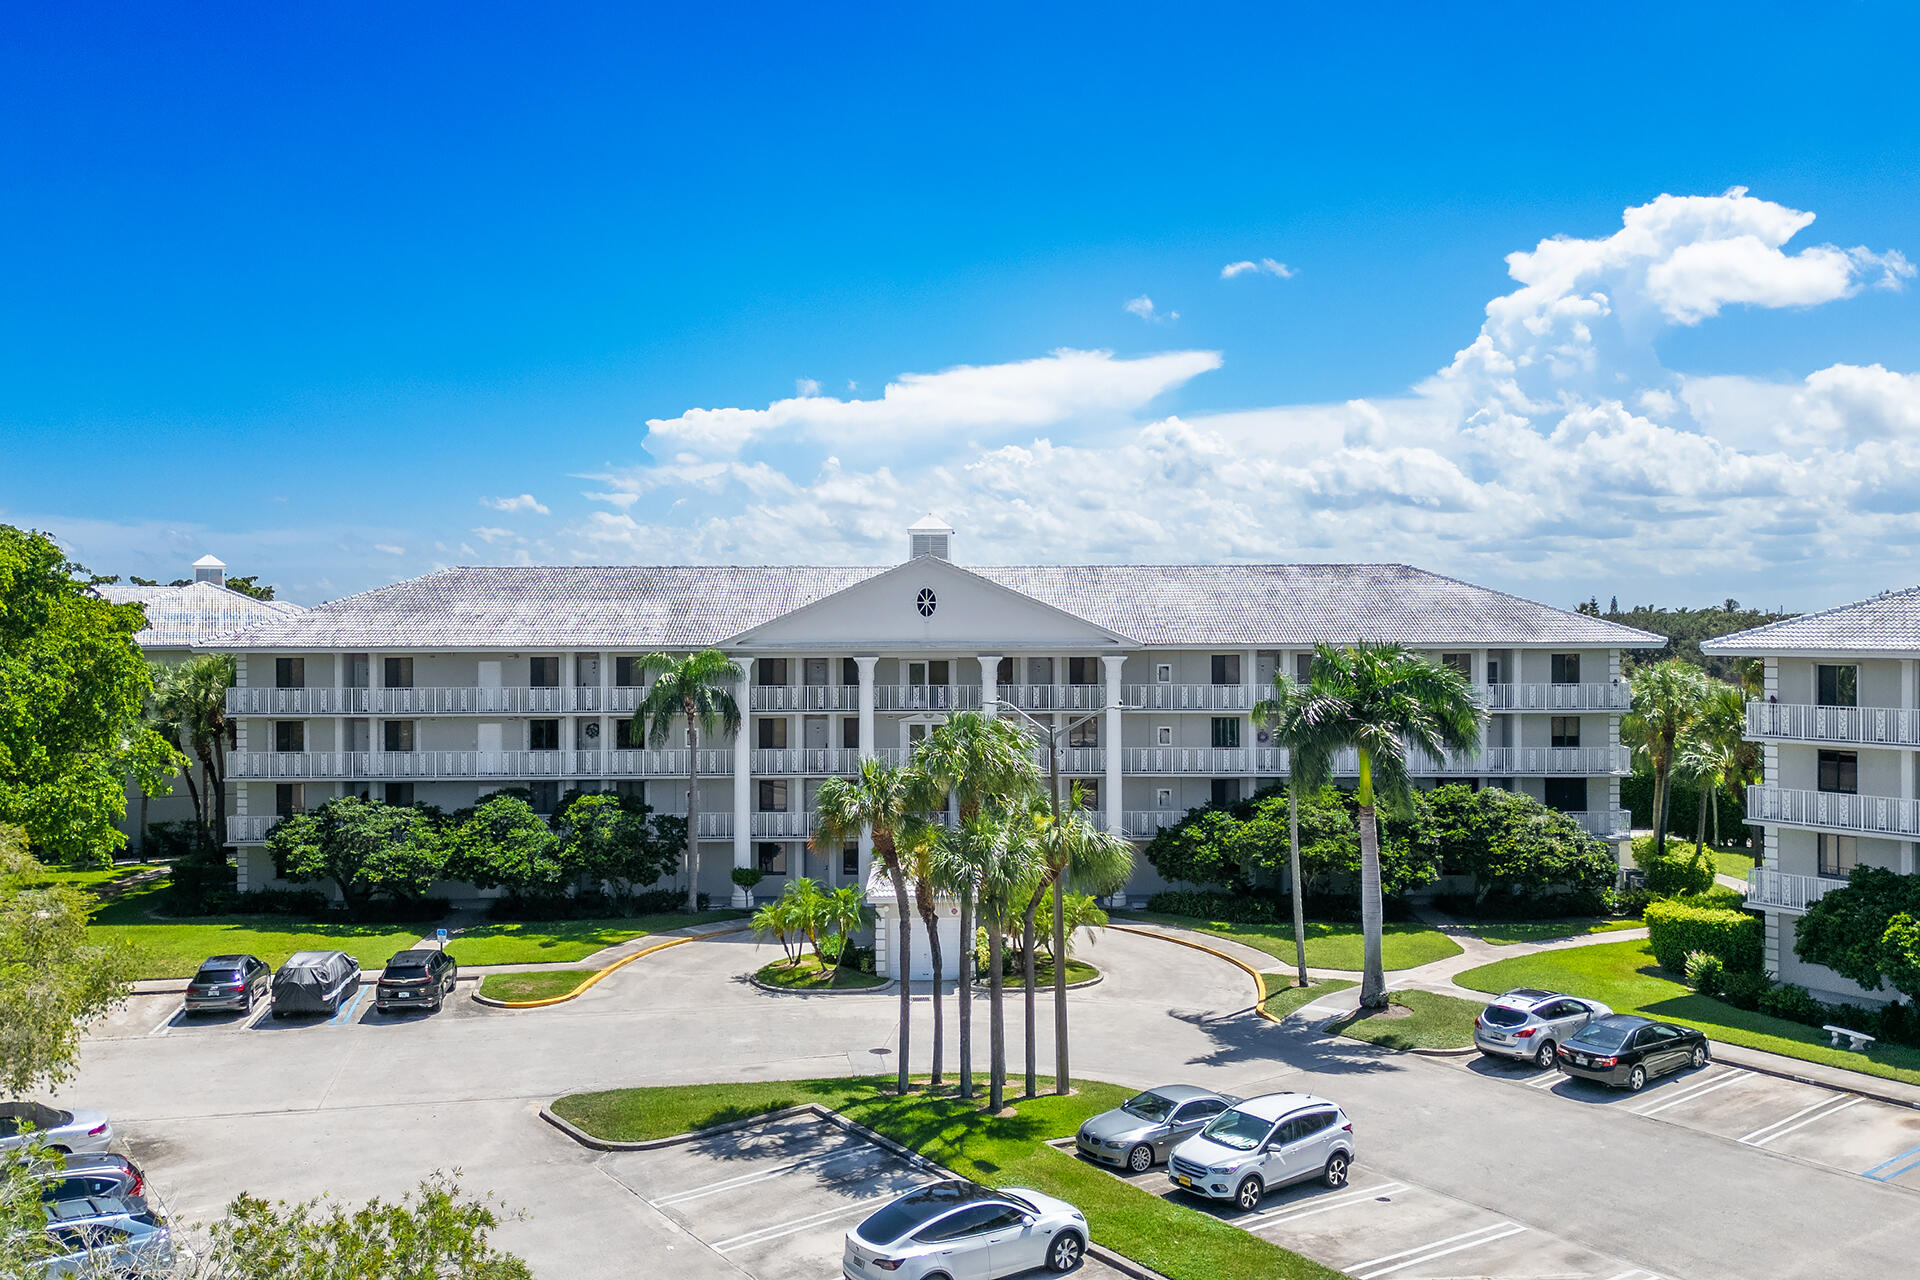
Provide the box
[752,896,804,965]
[222,574,276,601]
[0,526,180,864]
[1021,890,1106,960]
[552,792,682,906]
[148,653,238,849]
[267,797,444,911]
[1624,660,1711,859]
[0,825,131,1095]
[1141,807,1245,888]
[1596,599,1795,679]
[632,650,743,912]
[1422,785,1615,910]
[1288,643,1483,1008]
[1796,866,1920,1000]
[441,794,563,901]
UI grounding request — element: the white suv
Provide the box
[1166,1092,1354,1211]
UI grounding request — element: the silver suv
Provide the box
[1474,988,1611,1068]
[1167,1092,1355,1211]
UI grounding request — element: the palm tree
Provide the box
[914,711,1043,1099]
[812,757,936,1096]
[968,813,1045,1110]
[898,817,954,1086]
[1623,660,1710,859]
[818,885,871,983]
[633,650,743,912]
[150,654,237,848]
[1288,643,1482,1009]
[1253,671,1312,990]
[1018,791,1134,1096]
[1679,683,1757,853]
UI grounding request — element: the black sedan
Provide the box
[1556,1014,1709,1091]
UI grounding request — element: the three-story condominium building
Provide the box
[1706,590,1920,1003]
[201,517,1658,906]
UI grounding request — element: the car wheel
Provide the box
[1627,1065,1647,1092]
[1323,1151,1351,1188]
[1691,1044,1709,1070]
[1046,1231,1084,1273]
[1126,1143,1153,1173]
[1235,1175,1263,1211]
[1534,1039,1557,1069]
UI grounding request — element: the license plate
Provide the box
[396,991,413,999]
[1175,1175,1192,1187]
[1573,1054,1588,1066]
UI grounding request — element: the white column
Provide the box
[1905,661,1917,874]
[856,656,878,886]
[562,650,576,780]
[732,659,753,903]
[1103,655,1126,836]
[369,653,383,799]
[979,655,1001,716]
[598,649,611,784]
[1473,646,1490,784]
[1242,647,1257,796]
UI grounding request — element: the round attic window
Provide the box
[916,587,937,617]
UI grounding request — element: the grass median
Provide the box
[1457,938,1920,1087]
[1329,990,1482,1050]
[755,955,886,990]
[88,879,427,979]
[1259,976,1355,1019]
[552,1075,1343,1280]
[441,912,745,966]
[1121,912,1461,970]
[1464,918,1645,946]
[477,969,597,1002]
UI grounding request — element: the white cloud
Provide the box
[1124,295,1178,323]
[795,377,821,397]
[1220,257,1295,280]
[372,544,406,556]
[481,493,550,516]
[471,526,519,544]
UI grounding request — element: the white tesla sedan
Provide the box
[843,1179,1088,1279]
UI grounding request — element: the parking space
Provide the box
[1463,1049,1920,1190]
[601,1114,1132,1280]
[90,984,489,1041]
[1050,1140,1665,1280]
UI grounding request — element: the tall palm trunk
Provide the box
[1021,888,1044,1098]
[912,879,945,1087]
[1356,750,1388,1009]
[1695,782,1711,853]
[1288,779,1308,987]
[958,883,974,1098]
[683,702,700,912]
[1710,782,1720,847]
[880,841,912,1096]
[988,912,1006,1110]
[1052,876,1068,1096]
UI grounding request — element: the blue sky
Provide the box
[6,3,1920,609]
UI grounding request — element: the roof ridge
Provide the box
[1706,584,1920,643]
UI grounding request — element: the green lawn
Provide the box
[1000,959,1101,988]
[1457,939,1920,1087]
[552,1077,1342,1280]
[1467,918,1645,946]
[88,881,427,980]
[1710,847,1758,881]
[755,954,886,990]
[441,911,747,965]
[1330,990,1482,1050]
[32,862,165,893]
[478,970,595,1002]
[1259,975,1355,1019]
[1122,912,1461,971]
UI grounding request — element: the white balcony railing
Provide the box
[750,686,860,712]
[226,687,366,715]
[226,686,651,716]
[997,684,1110,713]
[1566,809,1632,839]
[1123,747,1289,775]
[1483,682,1631,712]
[751,748,861,775]
[226,814,281,845]
[872,685,983,712]
[230,749,735,781]
[1746,701,1920,749]
[1746,784,1920,839]
[1745,867,1841,913]
[1124,684,1257,712]
[1122,810,1185,838]
[751,811,812,838]
[1462,746,1632,776]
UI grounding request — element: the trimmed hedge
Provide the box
[1144,890,1276,924]
[1645,897,1762,974]
[1631,835,1716,897]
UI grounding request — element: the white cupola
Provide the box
[907,514,953,561]
[192,554,226,586]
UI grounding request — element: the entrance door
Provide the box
[477,722,503,754]
[804,716,830,749]
[576,655,599,688]
[805,657,829,686]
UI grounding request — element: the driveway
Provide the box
[64,923,1920,1279]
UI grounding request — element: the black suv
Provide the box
[185,953,271,1015]
[375,949,459,1014]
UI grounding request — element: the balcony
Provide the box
[1122,810,1185,838]
[1123,746,1288,775]
[750,686,859,712]
[226,814,281,845]
[873,685,983,712]
[1124,684,1256,712]
[1746,784,1920,838]
[1565,809,1632,839]
[1745,867,1840,914]
[229,749,735,781]
[1746,701,1920,749]
[226,686,649,716]
[751,811,812,839]
[1464,746,1632,777]
[1484,682,1631,712]
[997,684,1110,713]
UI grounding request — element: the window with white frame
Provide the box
[1155,663,1172,684]
[1157,725,1173,746]
[1156,787,1173,808]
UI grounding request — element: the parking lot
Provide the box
[1053,1138,1666,1280]
[597,1113,1131,1280]
[88,986,490,1040]
[1462,1052,1920,1190]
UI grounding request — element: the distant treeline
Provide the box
[1573,597,1796,680]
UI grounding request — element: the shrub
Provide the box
[1757,982,1826,1024]
[1602,886,1653,918]
[1684,950,1725,997]
[1717,969,1773,1011]
[1632,835,1716,897]
[1145,890,1275,924]
[1795,866,1920,1002]
[166,885,330,917]
[1645,896,1762,974]
[1428,784,1618,914]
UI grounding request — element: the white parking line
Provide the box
[1599,1269,1664,1279]
[652,1146,880,1206]
[1633,1069,1750,1116]
[1243,1182,1409,1230]
[147,1001,185,1037]
[1525,1068,1564,1089]
[1742,1095,1862,1147]
[1349,1221,1528,1279]
[710,1194,892,1252]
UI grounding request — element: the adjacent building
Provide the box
[1705,590,1920,1003]
[200,517,1658,942]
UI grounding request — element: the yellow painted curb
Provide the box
[479,925,749,1008]
[1107,922,1283,1022]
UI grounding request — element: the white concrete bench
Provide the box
[1824,1024,1876,1052]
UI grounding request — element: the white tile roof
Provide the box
[1702,587,1920,656]
[199,562,1658,652]
[96,581,305,649]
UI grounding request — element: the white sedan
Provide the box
[0,1103,113,1156]
[844,1179,1087,1279]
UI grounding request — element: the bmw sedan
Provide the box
[1075,1085,1237,1172]
[843,1179,1087,1279]
[1556,1014,1710,1091]
[1474,988,1612,1068]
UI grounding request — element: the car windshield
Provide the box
[384,966,429,980]
[1572,1022,1634,1051]
[1200,1108,1272,1151]
[1122,1092,1176,1122]
[1481,1005,1529,1027]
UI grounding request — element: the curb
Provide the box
[473,926,748,1008]
[1708,1043,1920,1113]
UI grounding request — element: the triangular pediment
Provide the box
[722,557,1135,650]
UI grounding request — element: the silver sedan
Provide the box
[1075,1085,1238,1173]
